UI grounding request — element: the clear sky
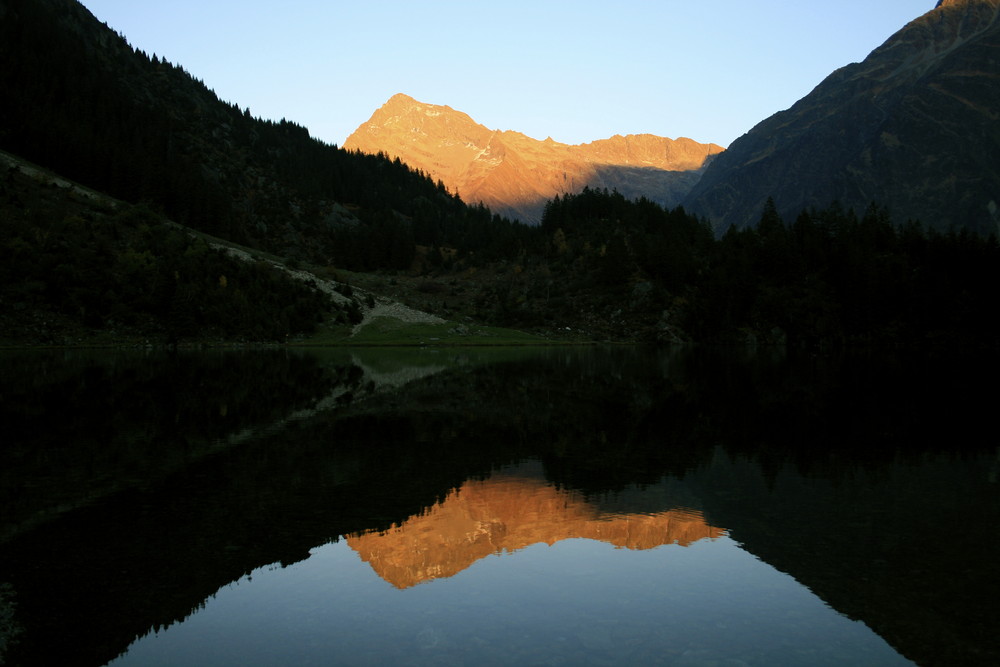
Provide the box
[78,1,935,149]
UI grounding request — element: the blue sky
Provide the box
[78,1,935,148]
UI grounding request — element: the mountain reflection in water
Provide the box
[347,461,725,588]
[0,346,997,666]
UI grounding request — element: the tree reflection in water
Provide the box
[0,346,997,666]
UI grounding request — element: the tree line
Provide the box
[531,189,1000,347]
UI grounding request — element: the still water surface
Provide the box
[107,535,907,667]
[1,346,997,666]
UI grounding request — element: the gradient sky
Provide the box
[78,1,935,148]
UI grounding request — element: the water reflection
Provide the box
[0,348,350,541]
[347,461,725,589]
[108,531,910,667]
[0,346,997,666]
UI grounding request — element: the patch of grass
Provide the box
[295,322,355,346]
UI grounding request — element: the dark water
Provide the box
[0,346,997,666]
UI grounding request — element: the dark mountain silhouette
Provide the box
[683,0,1000,235]
[0,0,547,342]
[0,0,524,268]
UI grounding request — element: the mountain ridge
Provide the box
[344,94,723,224]
[683,0,1000,234]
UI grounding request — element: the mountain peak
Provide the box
[935,0,1000,8]
[683,0,1000,234]
[382,92,426,109]
[386,92,416,103]
[378,92,426,113]
[344,95,723,223]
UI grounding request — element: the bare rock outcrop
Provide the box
[344,94,723,224]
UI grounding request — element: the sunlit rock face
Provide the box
[346,464,725,588]
[683,0,1000,235]
[343,93,723,224]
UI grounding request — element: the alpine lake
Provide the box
[1,345,997,666]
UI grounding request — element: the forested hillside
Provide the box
[0,0,537,343]
[348,187,1000,348]
[0,0,530,269]
[0,163,348,343]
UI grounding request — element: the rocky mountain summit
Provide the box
[344,94,723,224]
[683,0,1000,234]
